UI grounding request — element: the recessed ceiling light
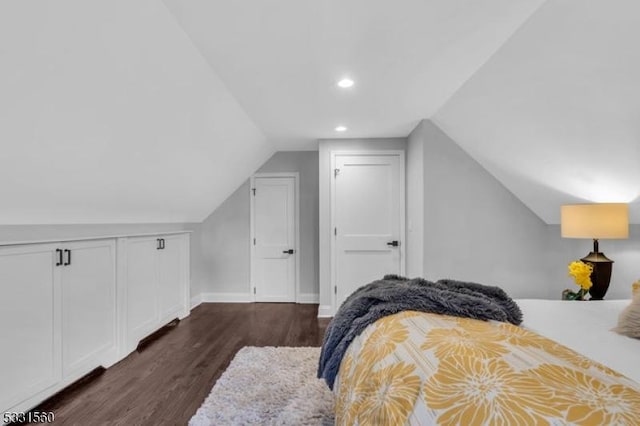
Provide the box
[337,78,354,88]
[335,125,347,132]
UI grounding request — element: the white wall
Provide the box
[406,126,425,278]
[0,151,320,304]
[199,181,252,297]
[417,120,549,297]
[198,151,319,300]
[410,120,640,300]
[5,130,632,308]
[318,138,407,316]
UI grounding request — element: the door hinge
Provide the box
[334,168,340,177]
[252,188,256,196]
[253,238,256,245]
[334,227,337,236]
[334,285,337,295]
[254,287,256,294]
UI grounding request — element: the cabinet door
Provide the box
[0,244,61,413]
[60,240,116,378]
[157,235,185,321]
[125,237,159,346]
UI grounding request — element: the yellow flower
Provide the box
[424,356,560,425]
[421,325,509,360]
[492,321,556,350]
[336,354,364,426]
[568,261,593,290]
[530,364,640,425]
[359,319,409,366]
[356,362,421,425]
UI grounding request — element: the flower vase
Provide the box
[576,288,588,301]
[562,288,589,301]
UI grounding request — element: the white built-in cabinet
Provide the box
[0,243,61,416]
[119,234,190,353]
[61,239,117,379]
[0,232,190,418]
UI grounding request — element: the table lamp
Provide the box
[561,203,629,299]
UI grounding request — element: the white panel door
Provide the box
[126,237,159,345]
[0,244,61,412]
[333,153,404,308]
[158,235,184,321]
[252,177,296,302]
[61,240,116,377]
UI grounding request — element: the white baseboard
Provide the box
[201,292,253,303]
[190,293,204,310]
[297,293,319,304]
[317,304,334,318]
[191,292,321,305]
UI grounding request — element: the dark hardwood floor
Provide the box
[28,303,330,426]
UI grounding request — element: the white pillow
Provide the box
[613,294,640,339]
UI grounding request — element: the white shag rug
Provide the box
[189,346,335,426]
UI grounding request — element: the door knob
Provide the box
[282,249,295,254]
[386,241,399,247]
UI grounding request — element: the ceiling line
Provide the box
[428,0,552,121]
[159,0,272,148]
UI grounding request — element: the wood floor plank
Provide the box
[25,303,329,426]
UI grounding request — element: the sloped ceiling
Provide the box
[163,0,545,150]
[0,0,274,224]
[3,1,637,225]
[433,0,640,224]
[164,0,639,225]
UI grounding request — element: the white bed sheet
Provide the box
[517,298,640,383]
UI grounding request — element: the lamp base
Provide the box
[580,251,613,300]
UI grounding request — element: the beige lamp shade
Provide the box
[561,203,629,239]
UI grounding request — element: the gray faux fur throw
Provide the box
[317,275,522,390]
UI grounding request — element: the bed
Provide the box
[330,298,640,425]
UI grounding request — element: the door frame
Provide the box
[330,150,406,311]
[249,172,301,303]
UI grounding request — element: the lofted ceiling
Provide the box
[433,0,640,223]
[2,0,638,225]
[0,0,274,224]
[164,0,639,224]
[163,0,546,150]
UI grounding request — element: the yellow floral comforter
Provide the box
[335,311,640,425]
